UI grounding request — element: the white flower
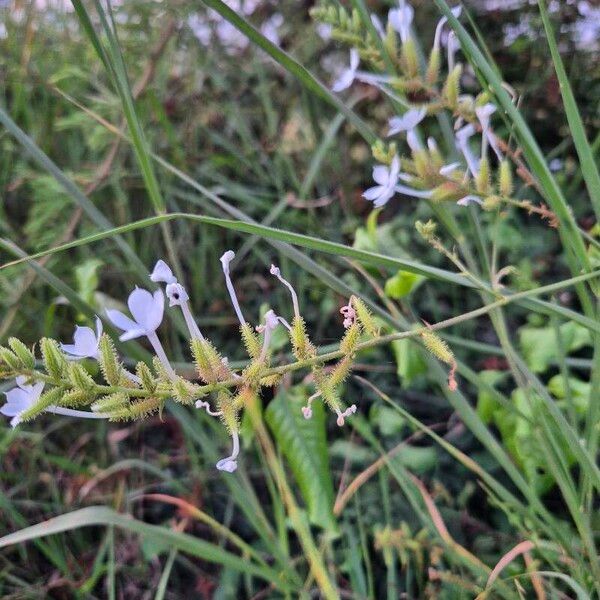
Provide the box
[1,377,44,428]
[332,49,359,92]
[387,107,427,137]
[107,288,164,342]
[165,282,190,307]
[216,430,240,473]
[363,155,401,207]
[316,22,332,41]
[455,124,480,178]
[256,309,280,362]
[388,0,414,43]
[433,6,462,53]
[475,103,503,160]
[270,264,300,320]
[61,316,103,360]
[150,259,177,285]
[457,195,484,206]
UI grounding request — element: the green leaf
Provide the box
[476,370,508,424]
[519,321,591,373]
[0,506,286,588]
[265,386,337,532]
[384,271,424,299]
[75,258,103,307]
[391,338,426,386]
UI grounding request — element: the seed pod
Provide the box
[98,334,123,386]
[40,338,67,380]
[351,297,379,338]
[8,338,35,370]
[18,387,65,424]
[241,323,261,360]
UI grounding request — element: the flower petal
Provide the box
[119,328,146,342]
[457,195,484,206]
[106,309,139,333]
[362,185,385,201]
[150,259,176,284]
[372,165,390,185]
[128,287,162,331]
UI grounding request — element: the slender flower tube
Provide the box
[270,264,300,320]
[216,430,240,473]
[1,377,107,428]
[61,316,103,360]
[439,162,462,176]
[446,31,460,71]
[220,251,246,327]
[302,391,321,420]
[475,103,503,160]
[195,400,222,416]
[432,6,461,54]
[106,288,176,381]
[455,124,480,178]
[256,310,280,363]
[150,260,205,341]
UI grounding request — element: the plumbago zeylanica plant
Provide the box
[0,254,457,472]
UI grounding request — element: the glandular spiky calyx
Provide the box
[136,362,157,393]
[340,321,361,356]
[18,387,65,424]
[351,297,379,338]
[0,346,21,372]
[8,338,35,370]
[104,397,162,422]
[92,392,129,413]
[172,377,200,405]
[40,338,68,381]
[420,330,454,365]
[329,356,354,389]
[290,316,317,360]
[68,363,95,396]
[217,390,239,434]
[241,323,261,360]
[191,338,231,384]
[61,389,90,407]
[98,334,124,386]
[499,160,513,197]
[443,65,462,110]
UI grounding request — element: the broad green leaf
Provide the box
[384,271,424,299]
[265,386,337,532]
[75,258,103,307]
[391,338,427,386]
[519,321,591,373]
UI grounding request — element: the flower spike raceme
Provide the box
[151,259,205,341]
[107,287,176,381]
[61,316,103,360]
